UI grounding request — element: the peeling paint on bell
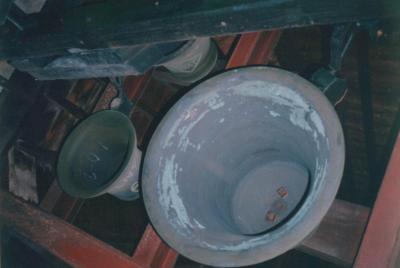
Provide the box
[142,67,345,267]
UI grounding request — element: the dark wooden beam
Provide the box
[0,72,41,181]
[298,199,370,267]
[1,0,399,61]
[39,180,84,222]
[356,31,379,206]
[0,0,13,25]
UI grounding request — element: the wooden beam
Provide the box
[0,190,141,268]
[3,190,371,268]
[354,134,400,268]
[39,180,84,222]
[1,0,399,60]
[1,189,178,268]
[298,199,370,267]
[226,31,281,68]
[356,31,379,206]
[0,0,12,25]
[132,225,178,268]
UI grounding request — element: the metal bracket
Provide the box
[311,23,356,105]
[109,77,133,116]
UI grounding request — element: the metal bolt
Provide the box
[110,97,122,109]
[377,29,384,38]
[265,211,278,222]
[131,182,139,193]
[277,186,288,198]
[274,200,287,211]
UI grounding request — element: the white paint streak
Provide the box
[177,109,209,152]
[310,110,326,137]
[163,93,224,151]
[289,110,312,132]
[159,155,193,231]
[231,81,308,110]
[201,240,262,251]
[194,219,206,229]
[231,80,326,141]
[155,76,333,252]
[269,111,280,117]
[205,92,225,110]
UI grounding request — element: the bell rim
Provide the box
[57,109,137,199]
[142,66,345,267]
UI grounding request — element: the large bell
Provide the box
[142,67,345,266]
[57,110,141,201]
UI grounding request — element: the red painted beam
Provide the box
[213,35,237,56]
[40,180,83,221]
[124,72,152,102]
[0,191,141,268]
[226,30,281,68]
[132,225,178,268]
[354,133,400,268]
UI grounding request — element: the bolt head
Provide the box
[277,186,288,198]
[265,211,278,222]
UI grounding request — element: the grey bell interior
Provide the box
[142,67,345,267]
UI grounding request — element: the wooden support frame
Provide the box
[0,189,372,268]
[1,191,141,268]
[226,31,281,68]
[299,200,369,267]
[1,27,399,268]
[354,134,400,268]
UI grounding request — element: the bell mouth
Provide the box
[57,110,136,198]
[142,67,344,267]
[231,156,310,236]
[154,38,219,86]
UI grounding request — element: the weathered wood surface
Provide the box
[299,199,370,267]
[1,0,399,60]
